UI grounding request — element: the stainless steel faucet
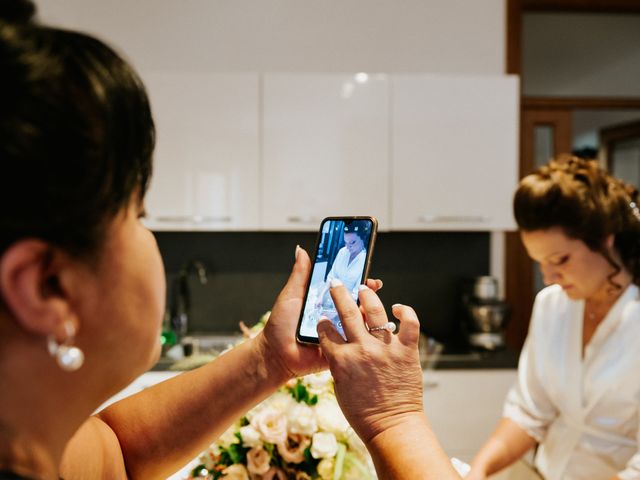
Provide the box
[172,260,208,338]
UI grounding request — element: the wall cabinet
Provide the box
[261,74,390,230]
[141,73,518,232]
[142,73,260,230]
[391,75,519,231]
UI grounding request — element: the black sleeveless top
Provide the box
[0,472,33,480]
[0,472,62,480]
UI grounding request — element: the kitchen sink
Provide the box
[150,333,244,371]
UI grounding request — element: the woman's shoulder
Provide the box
[533,284,566,306]
[529,284,574,330]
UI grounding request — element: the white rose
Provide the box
[221,464,249,480]
[311,432,338,459]
[277,434,310,464]
[247,446,271,475]
[262,467,288,480]
[304,371,333,394]
[315,398,349,434]
[317,457,335,480]
[219,424,240,447]
[251,407,288,444]
[200,445,220,470]
[266,391,295,411]
[287,402,317,436]
[239,425,262,448]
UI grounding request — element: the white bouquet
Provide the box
[189,314,376,480]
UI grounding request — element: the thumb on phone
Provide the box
[317,318,344,357]
[279,245,311,302]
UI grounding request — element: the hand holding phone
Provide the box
[296,216,377,344]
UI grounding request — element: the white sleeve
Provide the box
[617,405,640,480]
[502,297,559,443]
[325,249,342,282]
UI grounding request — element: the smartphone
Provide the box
[296,216,378,344]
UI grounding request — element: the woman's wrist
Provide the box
[250,332,294,388]
[366,411,431,448]
[367,413,458,478]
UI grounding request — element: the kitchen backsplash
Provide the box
[155,231,489,345]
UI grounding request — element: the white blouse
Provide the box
[503,284,640,480]
[325,247,366,300]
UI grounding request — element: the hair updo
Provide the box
[0,0,154,260]
[514,155,640,287]
[343,220,371,242]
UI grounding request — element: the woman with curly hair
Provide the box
[468,156,640,480]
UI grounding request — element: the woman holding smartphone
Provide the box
[467,156,640,480]
[0,2,459,479]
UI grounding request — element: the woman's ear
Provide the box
[605,234,615,250]
[0,239,74,338]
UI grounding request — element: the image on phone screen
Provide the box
[297,217,376,343]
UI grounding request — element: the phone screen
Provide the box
[296,217,377,344]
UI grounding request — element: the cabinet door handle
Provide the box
[418,215,489,223]
[153,215,233,223]
[286,215,320,224]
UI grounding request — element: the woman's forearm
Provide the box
[96,335,289,479]
[367,414,460,480]
[469,418,537,477]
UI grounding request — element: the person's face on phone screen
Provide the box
[344,232,364,256]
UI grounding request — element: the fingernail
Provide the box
[330,279,343,288]
[392,303,403,308]
[358,284,369,291]
[378,280,383,289]
[295,245,301,260]
[318,315,330,323]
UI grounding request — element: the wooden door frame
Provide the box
[600,120,640,171]
[504,0,640,349]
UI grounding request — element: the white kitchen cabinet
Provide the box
[392,75,519,231]
[141,72,260,230]
[261,74,390,230]
[423,369,517,463]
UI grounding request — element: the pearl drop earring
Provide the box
[47,321,85,372]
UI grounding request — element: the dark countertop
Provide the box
[151,346,520,372]
[434,346,520,370]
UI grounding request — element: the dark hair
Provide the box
[0,0,154,259]
[514,155,640,288]
[343,220,371,242]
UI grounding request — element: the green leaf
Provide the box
[189,464,208,478]
[288,380,321,406]
[229,443,248,464]
[218,450,232,466]
[218,442,249,466]
[303,446,314,463]
[333,443,347,480]
[299,446,320,475]
[264,442,275,456]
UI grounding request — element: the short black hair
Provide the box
[0,1,155,258]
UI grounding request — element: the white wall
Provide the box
[523,12,640,97]
[36,0,505,74]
